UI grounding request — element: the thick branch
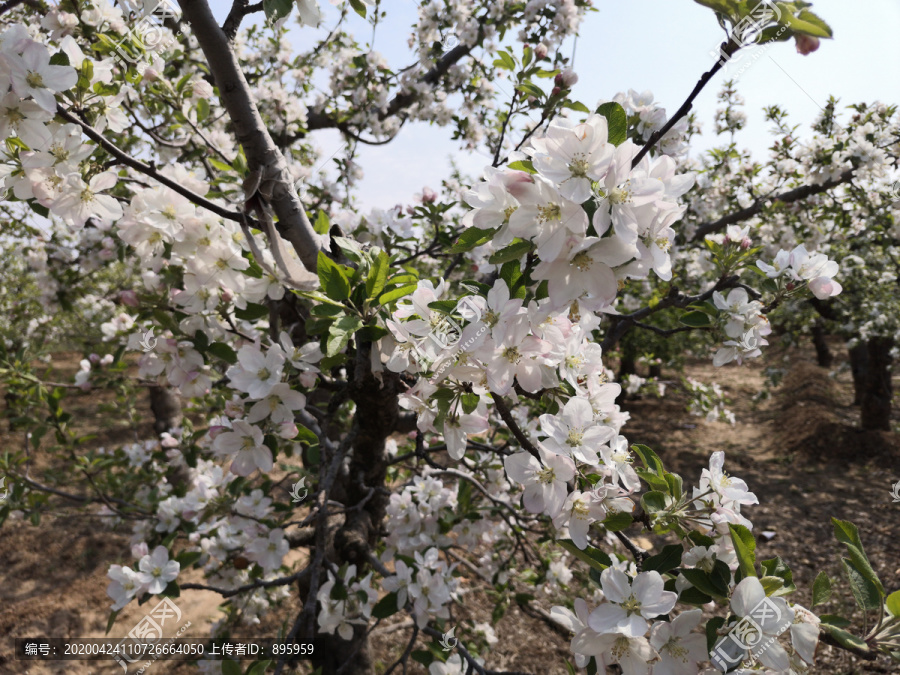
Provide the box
[691,169,857,242]
[180,0,324,272]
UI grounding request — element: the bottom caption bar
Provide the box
[16,638,317,660]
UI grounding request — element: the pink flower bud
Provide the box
[221,288,234,304]
[89,353,100,363]
[741,238,752,249]
[132,542,149,559]
[142,67,160,82]
[119,290,139,307]
[421,187,437,203]
[551,86,561,96]
[794,34,820,56]
[556,68,578,88]
[208,425,226,440]
[534,43,549,59]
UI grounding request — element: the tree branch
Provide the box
[490,392,542,462]
[632,39,740,167]
[691,169,857,242]
[56,105,246,224]
[180,0,324,272]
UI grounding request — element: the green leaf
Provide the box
[516,82,545,99]
[679,586,713,605]
[602,511,633,532]
[50,51,71,66]
[643,544,684,574]
[372,592,400,619]
[366,251,390,299]
[819,624,870,654]
[885,590,900,617]
[326,315,363,357]
[760,557,796,596]
[411,650,433,667]
[558,540,612,572]
[841,558,882,611]
[295,423,319,446]
[779,7,834,38]
[222,659,242,675]
[631,444,666,475]
[729,523,757,578]
[832,518,884,594]
[262,0,292,25]
[317,251,351,302]
[448,227,498,254]
[208,342,238,365]
[640,490,670,514]
[460,393,480,415]
[507,160,536,174]
[596,102,628,146]
[705,616,726,652]
[106,610,119,635]
[680,311,714,327]
[234,302,270,321]
[818,614,852,628]
[348,0,367,18]
[246,661,273,675]
[760,576,785,596]
[493,50,516,70]
[488,239,534,264]
[681,568,726,599]
[378,284,418,306]
[314,210,330,235]
[812,571,832,607]
[332,236,364,263]
[196,97,210,122]
[175,551,203,568]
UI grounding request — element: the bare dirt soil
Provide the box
[1,341,899,674]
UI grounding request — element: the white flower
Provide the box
[503,449,575,517]
[212,419,273,476]
[588,568,677,637]
[50,171,123,228]
[528,114,614,203]
[226,345,285,400]
[552,490,605,549]
[7,41,77,111]
[648,609,707,675]
[106,564,144,610]
[723,576,795,671]
[246,383,307,424]
[136,546,180,595]
[540,396,613,464]
[246,528,289,573]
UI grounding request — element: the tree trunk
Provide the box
[860,337,894,431]
[849,342,868,406]
[811,323,832,368]
[648,364,662,378]
[149,385,183,435]
[303,341,402,675]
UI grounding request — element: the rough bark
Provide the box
[811,323,833,368]
[860,337,894,431]
[179,0,324,272]
[148,385,183,435]
[849,342,868,406]
[300,342,402,675]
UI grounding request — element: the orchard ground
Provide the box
[1,338,898,675]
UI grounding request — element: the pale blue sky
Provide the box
[207,0,900,210]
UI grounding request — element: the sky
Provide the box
[206,0,900,210]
